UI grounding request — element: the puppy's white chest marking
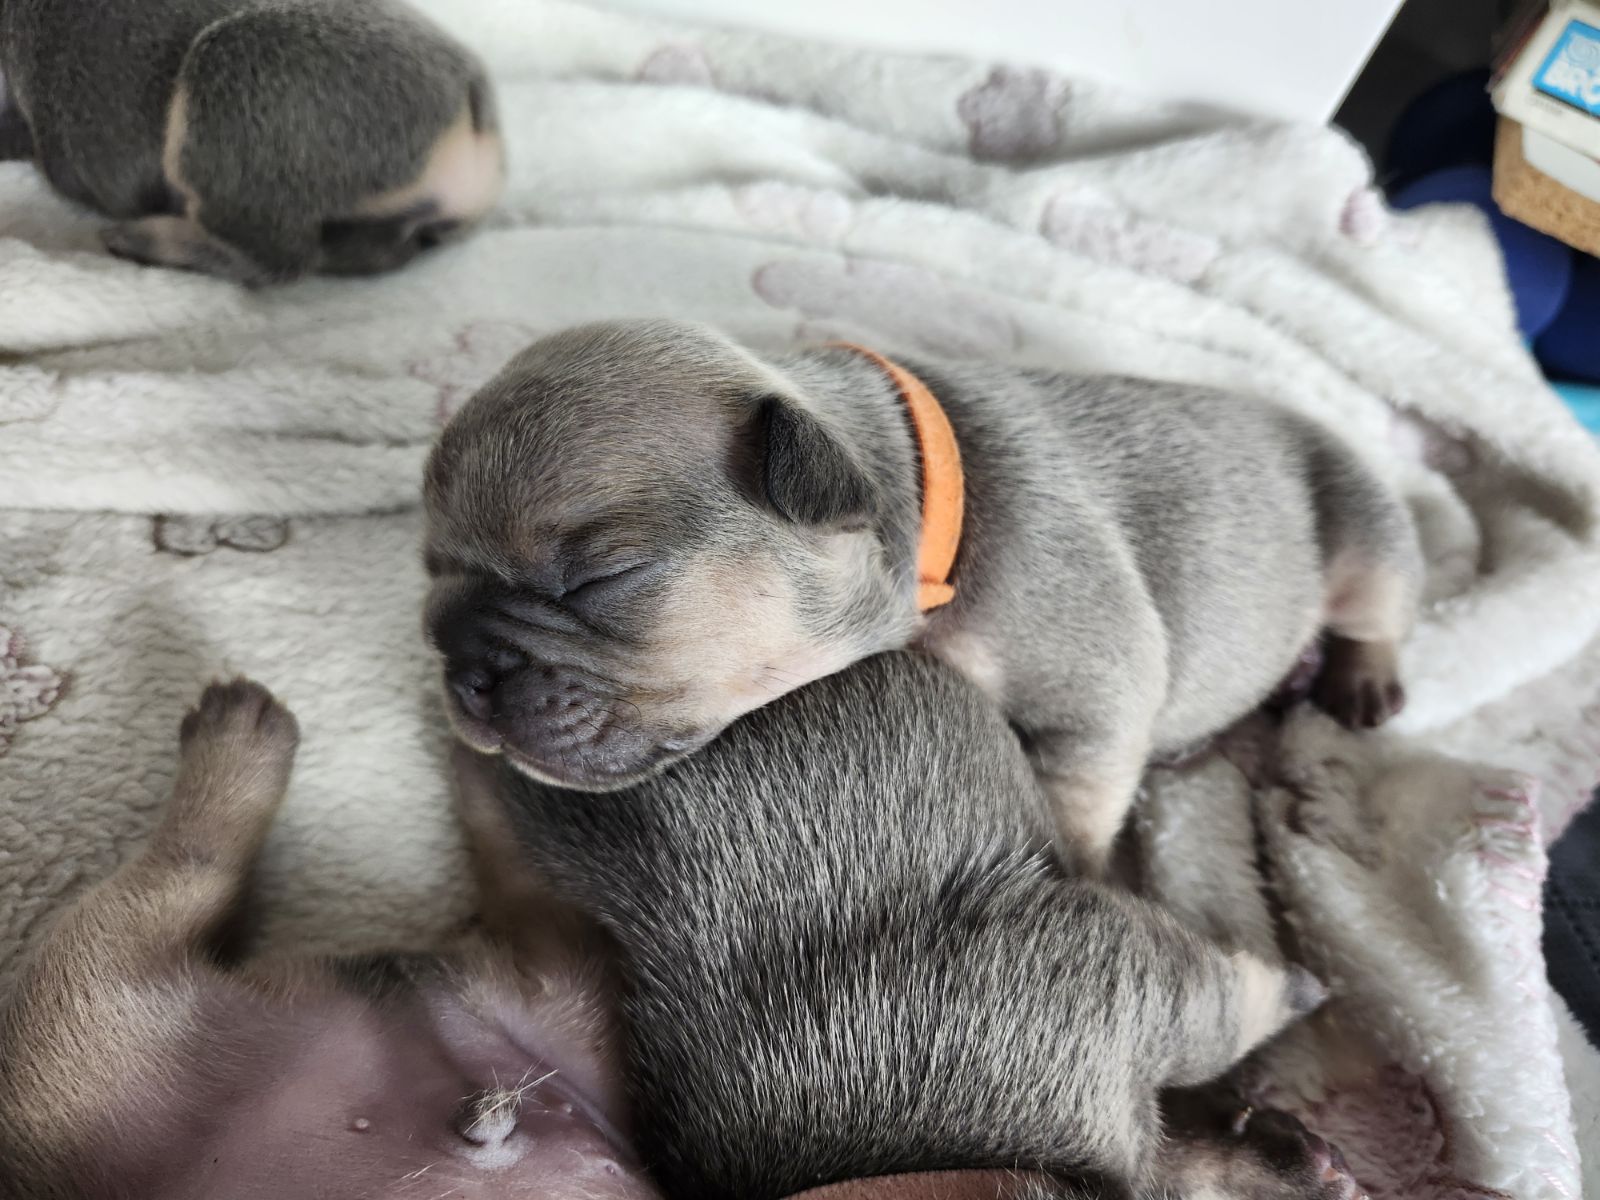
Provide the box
[925,627,1007,702]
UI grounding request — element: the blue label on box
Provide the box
[1535,18,1600,115]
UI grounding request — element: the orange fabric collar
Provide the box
[838,344,964,611]
[784,1169,1050,1199]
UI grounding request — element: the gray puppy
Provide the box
[425,320,1420,872]
[0,0,502,283]
[0,668,1358,1199]
[487,650,1357,1199]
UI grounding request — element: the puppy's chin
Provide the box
[441,683,719,791]
[498,738,706,793]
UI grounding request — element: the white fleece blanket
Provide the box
[3,3,1599,1195]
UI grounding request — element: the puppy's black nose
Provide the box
[447,646,527,724]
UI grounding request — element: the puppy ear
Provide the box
[759,397,876,528]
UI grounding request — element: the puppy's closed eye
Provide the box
[560,561,660,619]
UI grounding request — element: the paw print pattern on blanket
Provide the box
[956,66,1067,162]
[753,257,1019,356]
[1041,188,1220,284]
[0,626,64,757]
[636,43,716,88]
[733,183,854,244]
[407,320,540,423]
[153,515,290,556]
[1340,187,1391,248]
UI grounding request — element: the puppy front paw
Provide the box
[1311,636,1404,731]
[102,217,273,285]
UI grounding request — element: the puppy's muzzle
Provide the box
[436,611,706,789]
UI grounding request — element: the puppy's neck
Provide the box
[832,344,963,613]
[777,347,945,621]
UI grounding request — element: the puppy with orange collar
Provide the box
[0,0,502,283]
[424,319,1420,873]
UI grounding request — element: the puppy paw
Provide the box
[1162,1087,1367,1200]
[1233,1106,1367,1200]
[101,220,161,266]
[1311,637,1405,731]
[181,677,299,754]
[102,217,271,285]
[173,678,299,830]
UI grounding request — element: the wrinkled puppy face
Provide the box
[424,320,914,790]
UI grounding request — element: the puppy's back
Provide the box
[506,655,1221,1198]
[0,0,237,213]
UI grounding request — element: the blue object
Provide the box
[1390,165,1575,339]
[1537,253,1600,383]
[1551,381,1600,434]
[1534,18,1600,116]
[1383,69,1497,190]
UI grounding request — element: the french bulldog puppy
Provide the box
[0,667,1358,1199]
[424,319,1421,872]
[483,650,1359,1199]
[0,0,503,283]
[0,680,657,1200]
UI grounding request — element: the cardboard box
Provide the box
[1494,116,1600,255]
[1493,0,1600,165]
[1492,2,1600,251]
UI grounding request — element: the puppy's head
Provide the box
[424,320,918,789]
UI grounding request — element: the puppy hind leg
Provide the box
[1311,554,1412,730]
[123,678,298,957]
[1162,948,1325,1090]
[1228,953,1324,1062]
[0,680,297,1171]
[1304,435,1422,732]
[1029,731,1149,878]
[16,677,296,979]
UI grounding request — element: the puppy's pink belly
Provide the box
[116,984,660,1200]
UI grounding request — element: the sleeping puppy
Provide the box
[423,319,1422,873]
[472,650,1359,1198]
[0,0,502,283]
[0,666,1359,1199]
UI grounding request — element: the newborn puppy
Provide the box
[0,680,658,1200]
[484,651,1358,1199]
[424,320,1421,872]
[0,0,502,283]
